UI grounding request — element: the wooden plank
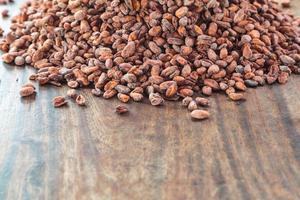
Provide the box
[0,1,300,200]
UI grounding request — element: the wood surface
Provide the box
[0,1,300,200]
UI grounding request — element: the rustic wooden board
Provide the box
[0,1,300,200]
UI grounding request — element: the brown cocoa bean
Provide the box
[190,110,210,120]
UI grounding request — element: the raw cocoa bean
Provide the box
[190,110,210,120]
[115,105,129,115]
[52,96,67,107]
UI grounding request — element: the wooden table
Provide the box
[0,1,300,200]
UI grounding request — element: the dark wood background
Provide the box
[0,1,300,200]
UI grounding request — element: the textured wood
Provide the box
[0,1,300,200]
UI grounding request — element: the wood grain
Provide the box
[0,1,300,200]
